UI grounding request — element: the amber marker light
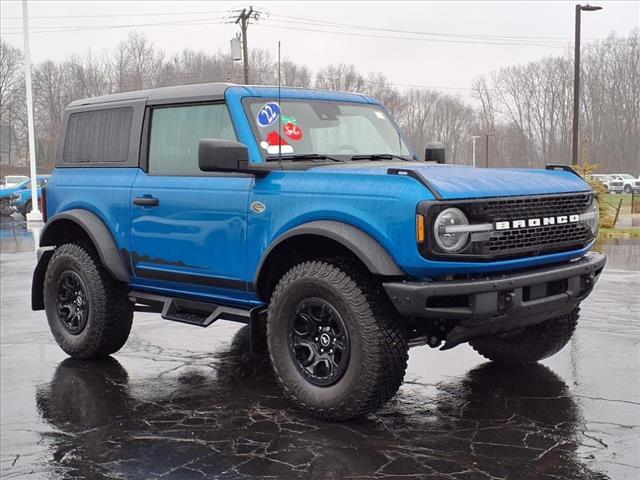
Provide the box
[416,214,425,243]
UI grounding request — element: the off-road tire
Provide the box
[0,199,12,217]
[44,242,133,359]
[267,258,408,421]
[21,199,32,217]
[470,308,579,364]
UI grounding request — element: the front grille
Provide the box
[478,194,591,221]
[421,193,595,261]
[486,222,591,254]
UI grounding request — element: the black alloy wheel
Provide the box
[289,298,350,386]
[56,270,89,335]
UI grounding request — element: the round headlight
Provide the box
[434,207,470,252]
[586,197,599,235]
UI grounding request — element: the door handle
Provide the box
[133,196,159,207]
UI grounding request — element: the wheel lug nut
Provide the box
[315,337,318,341]
[329,349,333,354]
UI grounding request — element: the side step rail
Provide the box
[129,291,267,353]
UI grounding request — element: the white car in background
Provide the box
[607,174,640,194]
[1,175,29,188]
[589,174,624,194]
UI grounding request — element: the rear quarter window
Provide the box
[62,107,133,164]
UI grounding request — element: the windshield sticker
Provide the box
[283,122,303,141]
[256,102,280,127]
[281,115,297,125]
[267,145,294,154]
[265,131,294,154]
[374,110,386,119]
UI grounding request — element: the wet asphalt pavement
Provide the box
[1,216,638,480]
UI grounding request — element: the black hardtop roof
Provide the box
[67,82,236,108]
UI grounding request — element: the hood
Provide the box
[310,162,591,199]
[0,185,18,196]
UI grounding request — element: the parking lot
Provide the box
[1,216,638,480]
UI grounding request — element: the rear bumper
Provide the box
[383,252,606,348]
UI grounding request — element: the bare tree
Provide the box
[315,63,366,92]
[2,28,637,175]
[0,41,26,166]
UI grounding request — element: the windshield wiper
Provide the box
[265,153,344,163]
[350,154,410,162]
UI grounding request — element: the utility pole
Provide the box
[234,7,260,84]
[22,0,42,222]
[572,4,602,166]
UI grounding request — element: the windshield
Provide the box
[244,99,412,160]
[3,176,27,186]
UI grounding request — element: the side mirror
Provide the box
[198,139,249,172]
[425,142,445,164]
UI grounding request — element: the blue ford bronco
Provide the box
[33,83,605,420]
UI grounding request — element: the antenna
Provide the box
[278,40,283,168]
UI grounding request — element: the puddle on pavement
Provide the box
[594,236,640,270]
[28,326,617,480]
[0,216,36,253]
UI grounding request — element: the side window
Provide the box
[148,104,237,176]
[63,107,133,164]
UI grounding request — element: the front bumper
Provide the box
[384,252,606,349]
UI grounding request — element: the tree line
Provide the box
[1,29,638,174]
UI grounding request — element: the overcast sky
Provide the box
[1,1,638,98]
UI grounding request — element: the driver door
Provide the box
[129,102,253,300]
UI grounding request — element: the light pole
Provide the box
[471,135,481,167]
[572,4,602,166]
[485,132,495,168]
[22,0,42,222]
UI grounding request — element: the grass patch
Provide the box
[602,193,633,212]
[598,227,640,238]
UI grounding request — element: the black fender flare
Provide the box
[40,209,130,282]
[33,209,130,310]
[254,220,405,291]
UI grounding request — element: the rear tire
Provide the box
[21,199,32,217]
[44,242,133,359]
[470,308,579,364]
[267,258,408,421]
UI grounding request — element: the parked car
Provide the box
[588,174,624,194]
[4,175,50,217]
[32,83,605,420]
[1,175,29,188]
[607,174,640,193]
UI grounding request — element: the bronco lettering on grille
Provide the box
[495,214,580,231]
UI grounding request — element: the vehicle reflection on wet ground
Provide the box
[1,216,638,479]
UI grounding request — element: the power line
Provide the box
[1,10,228,20]
[255,22,567,49]
[265,13,626,47]
[267,13,576,43]
[0,16,227,35]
